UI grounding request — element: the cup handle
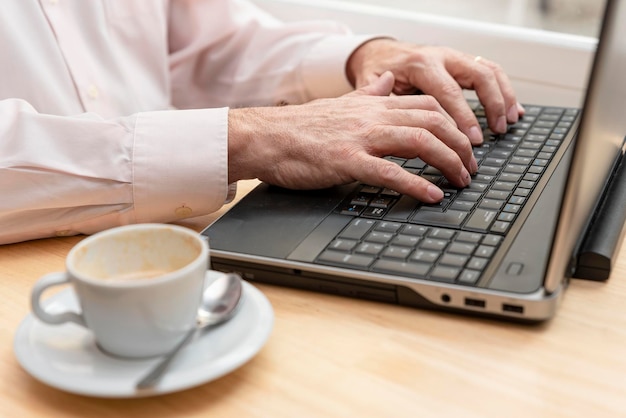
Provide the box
[31,272,87,327]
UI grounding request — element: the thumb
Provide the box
[349,71,395,97]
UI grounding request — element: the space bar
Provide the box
[411,210,467,228]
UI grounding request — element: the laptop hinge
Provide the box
[574,136,626,280]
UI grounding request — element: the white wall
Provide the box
[253,0,597,107]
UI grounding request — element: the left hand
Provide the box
[346,38,525,145]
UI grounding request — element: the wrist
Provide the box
[345,37,395,87]
[228,107,279,184]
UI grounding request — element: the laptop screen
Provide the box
[545,0,626,290]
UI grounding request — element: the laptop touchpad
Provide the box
[205,183,354,259]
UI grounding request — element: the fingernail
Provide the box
[507,104,519,123]
[496,115,507,134]
[468,126,483,144]
[427,184,444,201]
[517,102,526,115]
[470,156,479,174]
[460,168,471,187]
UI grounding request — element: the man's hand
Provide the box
[346,39,525,144]
[228,71,477,203]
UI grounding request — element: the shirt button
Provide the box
[175,206,193,218]
[49,0,59,4]
[86,85,99,100]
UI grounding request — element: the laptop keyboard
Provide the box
[315,101,579,286]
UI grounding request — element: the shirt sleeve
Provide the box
[168,0,380,109]
[0,99,230,245]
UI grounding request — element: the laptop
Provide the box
[202,0,626,322]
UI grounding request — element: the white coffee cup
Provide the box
[31,223,209,359]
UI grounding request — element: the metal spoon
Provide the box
[136,272,244,390]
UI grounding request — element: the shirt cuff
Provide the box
[300,34,386,99]
[225,182,238,203]
[131,107,230,223]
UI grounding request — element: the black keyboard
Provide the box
[315,102,579,286]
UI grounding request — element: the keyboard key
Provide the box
[328,239,358,252]
[365,231,394,243]
[465,208,497,232]
[355,242,384,255]
[450,200,475,211]
[403,157,427,169]
[382,246,412,259]
[467,257,489,270]
[362,207,387,218]
[482,235,502,246]
[359,185,381,194]
[318,251,374,269]
[430,266,460,283]
[375,221,402,233]
[428,229,456,240]
[339,219,376,240]
[478,165,500,176]
[458,269,482,285]
[420,238,449,251]
[411,210,468,228]
[439,253,469,267]
[392,234,421,247]
[372,259,431,277]
[457,191,482,202]
[350,195,371,206]
[456,232,483,243]
[486,190,510,200]
[498,212,515,222]
[381,188,401,197]
[402,225,429,236]
[479,199,505,211]
[385,195,419,221]
[503,164,526,174]
[475,245,496,258]
[370,197,394,209]
[340,204,365,216]
[410,250,440,263]
[447,242,477,255]
[490,221,510,234]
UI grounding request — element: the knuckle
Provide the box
[423,110,449,128]
[419,95,439,110]
[377,161,403,184]
[439,82,463,98]
[410,127,432,149]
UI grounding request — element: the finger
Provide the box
[383,95,457,126]
[353,155,445,203]
[349,71,395,97]
[475,57,524,123]
[372,109,477,173]
[366,124,473,187]
[412,67,485,145]
[467,58,511,133]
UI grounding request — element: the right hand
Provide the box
[228,71,478,203]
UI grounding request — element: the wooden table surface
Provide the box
[2,179,626,418]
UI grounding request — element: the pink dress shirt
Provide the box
[0,0,375,244]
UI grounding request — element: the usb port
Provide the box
[464,297,486,308]
[502,303,524,314]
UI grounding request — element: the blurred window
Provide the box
[337,0,603,37]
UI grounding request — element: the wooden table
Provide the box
[2,179,626,417]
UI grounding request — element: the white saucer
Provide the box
[14,272,274,398]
